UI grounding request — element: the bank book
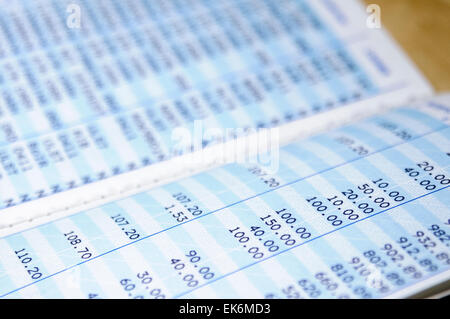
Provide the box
[0,0,449,299]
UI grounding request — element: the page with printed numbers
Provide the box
[0,0,432,223]
[1,95,449,298]
[0,0,448,299]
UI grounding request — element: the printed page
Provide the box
[1,95,449,298]
[0,0,432,225]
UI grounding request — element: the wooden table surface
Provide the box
[363,0,450,92]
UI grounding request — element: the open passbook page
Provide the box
[0,0,447,299]
[1,95,449,298]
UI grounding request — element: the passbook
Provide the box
[0,0,448,298]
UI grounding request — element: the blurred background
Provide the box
[364,0,450,92]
